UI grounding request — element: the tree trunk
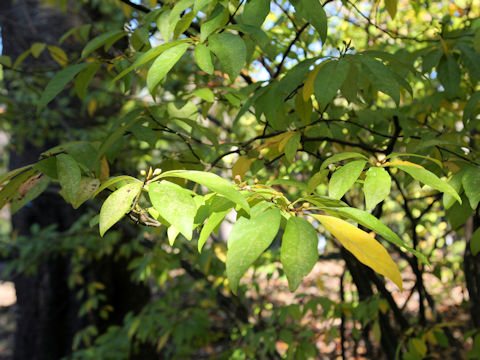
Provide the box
[1,2,151,359]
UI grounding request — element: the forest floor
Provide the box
[0,257,473,360]
[0,281,15,360]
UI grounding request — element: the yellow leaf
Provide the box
[303,63,324,101]
[278,131,295,152]
[87,98,97,117]
[312,215,403,290]
[232,155,256,179]
[383,160,425,169]
[47,45,68,67]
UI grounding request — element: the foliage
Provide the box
[2,0,480,358]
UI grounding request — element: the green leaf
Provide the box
[292,0,327,43]
[33,158,57,179]
[200,4,228,42]
[74,62,101,99]
[110,39,190,84]
[0,164,33,185]
[192,88,215,102]
[0,169,36,209]
[159,170,250,214]
[463,91,480,122]
[226,206,281,294]
[443,168,467,210]
[99,182,142,236]
[314,59,350,109]
[208,33,246,81]
[284,132,301,163]
[11,176,50,215]
[37,63,89,113]
[94,176,142,197]
[31,42,46,58]
[242,0,270,28]
[437,55,460,98]
[385,0,397,19]
[329,160,366,200]
[321,152,368,170]
[462,166,480,209]
[56,154,81,204]
[471,228,480,256]
[149,181,197,240]
[359,55,400,105]
[194,43,214,74]
[81,30,126,59]
[364,167,391,210]
[327,206,429,264]
[457,43,480,80]
[391,164,461,204]
[73,177,100,209]
[198,209,230,252]
[147,43,190,95]
[281,217,319,291]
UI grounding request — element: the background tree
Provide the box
[1,0,480,359]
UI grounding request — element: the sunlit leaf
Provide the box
[312,215,403,290]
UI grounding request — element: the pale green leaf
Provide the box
[329,160,366,200]
[147,43,190,95]
[226,206,281,294]
[200,4,228,42]
[198,209,230,252]
[364,167,391,210]
[159,170,250,213]
[320,152,368,170]
[94,176,142,197]
[391,164,461,204]
[192,88,215,102]
[194,43,214,74]
[110,39,190,84]
[149,181,196,240]
[99,182,142,236]
[281,217,319,291]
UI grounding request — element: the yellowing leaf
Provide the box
[232,155,256,179]
[303,62,324,101]
[278,131,296,152]
[47,45,68,67]
[383,160,424,169]
[312,215,402,290]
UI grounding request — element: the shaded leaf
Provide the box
[208,33,246,81]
